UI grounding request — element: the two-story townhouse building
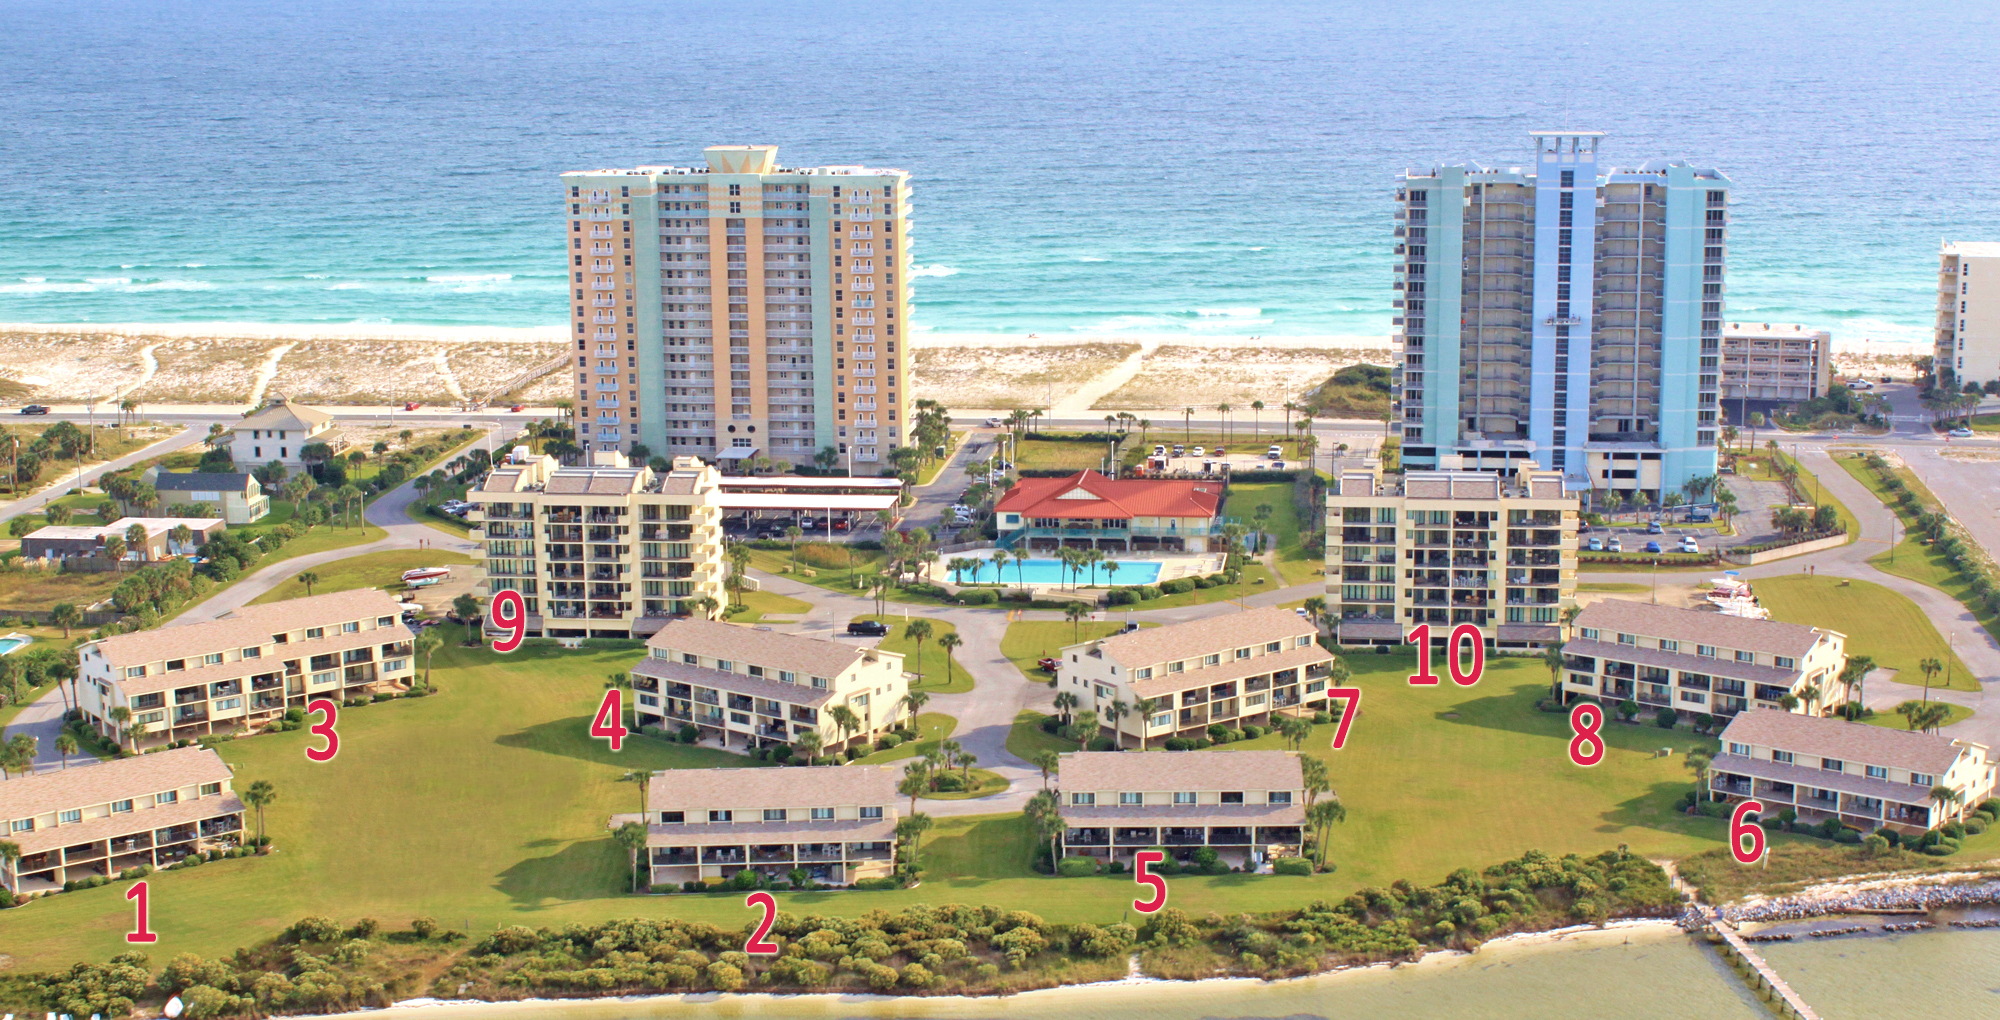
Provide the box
[145,469,271,526]
[468,450,726,639]
[643,765,899,886]
[1560,600,1845,719]
[1709,710,1995,835]
[229,399,343,470]
[993,471,1226,554]
[1056,750,1306,866]
[630,617,908,752]
[1,747,244,894]
[75,589,417,747]
[1325,465,1578,650]
[1057,607,1333,746]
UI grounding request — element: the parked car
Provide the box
[18,404,49,415]
[1679,537,1700,553]
[833,519,851,532]
[985,417,1002,427]
[404,401,421,411]
[1949,427,1974,438]
[847,620,890,636]
[1153,444,1167,457]
[509,404,525,412]
[1608,537,1624,553]
[1586,536,1604,551]
[1848,379,1874,390]
[1190,446,1205,457]
[1267,445,1284,460]
[1688,510,1713,523]
[1213,447,1226,457]
[1644,540,1663,553]
[1646,521,1663,534]
[1037,656,1060,673]
[1172,444,1185,456]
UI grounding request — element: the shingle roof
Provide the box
[629,657,839,708]
[994,471,1223,520]
[1573,599,1830,658]
[1079,606,1317,670]
[644,617,874,679]
[1058,749,1303,792]
[152,472,254,492]
[1710,754,1938,808]
[1564,638,1803,688]
[1131,643,1331,698]
[236,399,333,431]
[12,791,245,856]
[1057,803,1307,827]
[92,589,405,668]
[1717,709,1973,775]
[646,816,896,847]
[0,746,233,820]
[646,765,899,813]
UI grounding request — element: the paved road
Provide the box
[0,426,203,524]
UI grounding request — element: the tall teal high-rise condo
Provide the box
[1392,133,1727,501]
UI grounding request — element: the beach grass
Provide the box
[247,549,476,605]
[0,566,125,615]
[1753,574,1979,692]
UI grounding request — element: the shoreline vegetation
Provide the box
[1,848,1682,1017]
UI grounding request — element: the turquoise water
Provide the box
[953,558,1163,585]
[0,635,32,655]
[3,1,1997,344]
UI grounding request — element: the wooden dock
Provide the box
[1710,919,1822,1020]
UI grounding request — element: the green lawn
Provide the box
[920,767,1009,801]
[1006,709,1080,759]
[1833,450,2000,653]
[1224,480,1320,586]
[1130,562,1286,608]
[1861,702,1974,731]
[407,498,473,538]
[1762,448,1860,544]
[1578,582,1648,593]
[1001,620,1126,681]
[249,550,477,605]
[853,712,956,765]
[856,614,971,693]
[0,677,61,733]
[725,588,813,624]
[1753,574,1980,692]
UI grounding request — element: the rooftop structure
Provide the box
[562,145,912,468]
[1560,600,1845,719]
[641,765,900,886]
[1709,710,1994,834]
[1055,750,1307,865]
[994,471,1227,553]
[0,747,244,894]
[1325,466,1578,647]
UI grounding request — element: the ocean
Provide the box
[2,0,1996,344]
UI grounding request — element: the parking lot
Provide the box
[722,512,881,543]
[1144,441,1299,476]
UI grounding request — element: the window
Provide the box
[1821,758,1844,773]
[111,799,133,813]
[1660,640,1678,652]
[60,808,83,824]
[779,670,796,683]
[1617,633,1636,645]
[1070,793,1096,806]
[1203,654,1220,666]
[708,810,733,822]
[1772,750,1794,764]
[661,811,685,823]
[1095,684,1114,699]
[1133,668,1153,680]
[240,647,261,659]
[377,616,394,627]
[1168,661,1184,672]
[156,791,179,806]
[166,659,185,671]
[1774,656,1795,669]
[200,782,222,796]
[1265,641,1282,653]
[216,697,241,711]
[1728,742,1750,756]
[1173,792,1196,805]
[1696,645,1717,658]
[717,659,734,671]
[1235,648,1251,660]
[1297,636,1313,647]
[1735,650,1754,663]
[682,653,698,665]
[341,622,359,633]
[860,806,883,819]
[1120,792,1143,805]
[1578,628,1599,640]
[311,671,337,686]
[764,809,787,821]
[811,807,834,820]
[1267,791,1293,805]
[203,652,224,665]
[124,665,147,678]
[1865,765,1888,780]
[9,818,32,833]
[1679,691,1705,704]
[1912,773,1935,786]
[305,627,324,639]
[1220,792,1245,804]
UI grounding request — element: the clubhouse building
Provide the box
[644,766,899,887]
[994,471,1226,553]
[1056,750,1306,867]
[1,748,244,895]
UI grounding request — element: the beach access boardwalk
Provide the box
[1702,908,1821,1020]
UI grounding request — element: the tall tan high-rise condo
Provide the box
[1394,132,1728,501]
[562,146,912,469]
[1936,241,2000,390]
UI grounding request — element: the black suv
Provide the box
[18,404,50,415]
[846,620,889,636]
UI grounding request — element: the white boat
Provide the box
[405,577,441,589]
[1715,600,1771,620]
[400,604,424,615]
[402,567,452,582]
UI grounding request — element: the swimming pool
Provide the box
[0,632,34,655]
[948,558,1163,586]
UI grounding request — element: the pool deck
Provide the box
[930,552,1224,588]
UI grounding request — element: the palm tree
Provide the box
[1800,683,1824,716]
[1930,784,1964,825]
[1052,690,1079,726]
[1063,600,1090,642]
[1278,714,1313,751]
[452,592,482,644]
[785,525,803,572]
[108,705,133,752]
[1033,748,1061,789]
[1012,547,1032,589]
[900,689,930,724]
[1838,655,1875,714]
[1918,657,1943,702]
[0,841,19,880]
[296,570,321,596]
[1132,696,1160,751]
[903,619,934,679]
[937,631,963,687]
[689,595,720,621]
[1072,709,1099,749]
[1306,796,1347,870]
[1685,748,1713,797]
[1300,756,1330,809]
[826,704,863,752]
[1025,789,1064,868]
[1543,640,1567,701]
[1250,399,1264,439]
[1217,403,1232,445]
[55,731,79,769]
[1103,559,1120,590]
[49,602,81,638]
[243,779,278,843]
[1104,699,1129,748]
[794,730,825,764]
[415,628,444,688]
[614,821,648,893]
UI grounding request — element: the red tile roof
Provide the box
[994,471,1223,521]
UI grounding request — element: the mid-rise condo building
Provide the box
[630,617,909,752]
[643,766,899,887]
[561,145,911,468]
[75,589,416,747]
[1055,750,1306,866]
[1709,710,1993,835]
[1719,322,1832,407]
[1394,132,1728,499]
[1,747,245,894]
[1560,600,1846,718]
[468,451,726,639]
[1936,241,2000,389]
[1324,466,1577,648]
[1056,607,1334,746]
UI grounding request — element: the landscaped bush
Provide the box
[1162,737,1192,751]
[1923,843,1959,856]
[1241,724,1265,739]
[1159,577,1197,595]
[1311,710,1332,724]
[1273,857,1314,876]
[1136,585,1162,601]
[1057,856,1101,877]
[1086,736,1116,751]
[1654,707,1678,729]
[957,588,999,605]
[677,724,699,743]
[1105,588,1138,605]
[874,734,903,751]
[852,877,901,890]
[1191,737,1213,749]
[1193,575,1215,589]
